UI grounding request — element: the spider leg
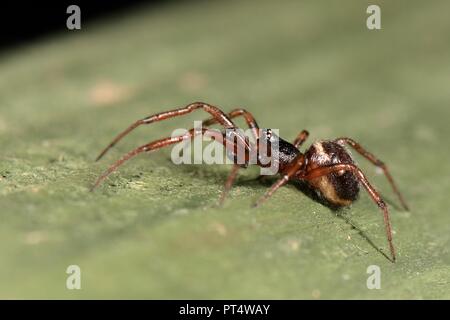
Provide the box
[95,102,241,161]
[200,109,260,204]
[301,163,396,262]
[218,164,240,206]
[293,130,310,149]
[335,137,409,211]
[252,154,305,208]
[202,108,260,141]
[91,128,223,191]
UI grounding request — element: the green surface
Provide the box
[1,0,450,299]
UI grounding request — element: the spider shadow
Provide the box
[241,175,394,263]
[169,165,396,262]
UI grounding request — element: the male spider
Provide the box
[92,102,409,262]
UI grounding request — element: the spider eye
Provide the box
[265,129,272,139]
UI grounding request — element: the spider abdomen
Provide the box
[304,140,360,206]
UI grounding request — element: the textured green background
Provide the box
[0,0,449,299]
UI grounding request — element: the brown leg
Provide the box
[335,137,409,211]
[95,102,242,161]
[203,108,260,141]
[302,163,396,262]
[218,164,240,206]
[293,130,310,149]
[253,154,305,208]
[201,109,260,204]
[91,128,224,191]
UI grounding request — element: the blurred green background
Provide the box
[0,0,449,299]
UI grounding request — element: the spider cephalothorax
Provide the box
[92,102,409,262]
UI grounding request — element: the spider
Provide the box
[92,102,409,262]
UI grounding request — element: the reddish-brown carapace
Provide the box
[92,102,409,262]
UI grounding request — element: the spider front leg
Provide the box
[92,127,254,207]
[335,137,409,211]
[91,128,223,191]
[302,163,397,262]
[202,108,260,142]
[95,102,242,161]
